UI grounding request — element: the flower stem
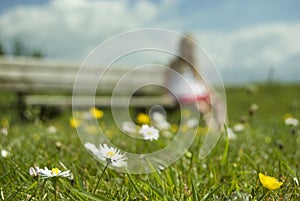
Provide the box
[257,188,269,201]
[93,162,109,193]
[39,179,46,201]
[53,177,57,201]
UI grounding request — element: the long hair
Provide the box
[169,35,200,79]
[179,34,196,66]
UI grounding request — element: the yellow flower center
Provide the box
[51,168,59,175]
[147,131,152,135]
[106,151,116,157]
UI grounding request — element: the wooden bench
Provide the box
[0,56,177,114]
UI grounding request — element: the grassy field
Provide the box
[0,84,299,200]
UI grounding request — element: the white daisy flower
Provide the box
[151,112,170,130]
[233,123,244,132]
[285,117,299,127]
[1,128,8,136]
[47,126,57,134]
[152,112,165,122]
[139,125,159,141]
[38,167,73,180]
[1,149,11,158]
[85,143,127,167]
[121,121,137,134]
[186,118,199,128]
[226,128,237,140]
[249,103,259,112]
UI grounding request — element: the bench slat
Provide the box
[0,83,166,95]
[25,95,176,108]
[0,57,173,108]
[0,72,165,85]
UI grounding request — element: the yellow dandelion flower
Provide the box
[89,107,104,119]
[259,173,283,190]
[136,113,150,124]
[70,117,81,128]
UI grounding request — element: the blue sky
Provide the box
[0,0,300,84]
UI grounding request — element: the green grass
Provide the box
[0,83,300,200]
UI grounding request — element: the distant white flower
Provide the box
[233,123,244,132]
[1,128,8,136]
[151,112,170,130]
[249,103,259,112]
[38,167,73,179]
[285,117,299,127]
[186,118,199,128]
[246,84,258,93]
[293,177,299,186]
[139,125,159,141]
[121,121,137,134]
[85,143,127,167]
[47,126,57,134]
[152,112,165,122]
[1,149,11,158]
[226,128,237,140]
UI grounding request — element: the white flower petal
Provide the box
[1,128,8,136]
[47,126,57,134]
[85,142,99,155]
[233,124,244,132]
[1,149,11,158]
[226,128,237,140]
[29,167,38,177]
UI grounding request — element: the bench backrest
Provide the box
[0,57,168,96]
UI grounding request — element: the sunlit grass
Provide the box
[0,83,299,200]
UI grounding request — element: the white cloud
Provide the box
[0,0,299,83]
[0,0,171,60]
[195,22,300,82]
[196,22,300,83]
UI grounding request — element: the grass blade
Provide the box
[191,180,199,201]
[70,189,113,201]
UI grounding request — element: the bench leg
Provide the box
[39,106,63,121]
[17,92,26,120]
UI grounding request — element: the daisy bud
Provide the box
[29,167,39,177]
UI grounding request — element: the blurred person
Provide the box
[165,35,214,125]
